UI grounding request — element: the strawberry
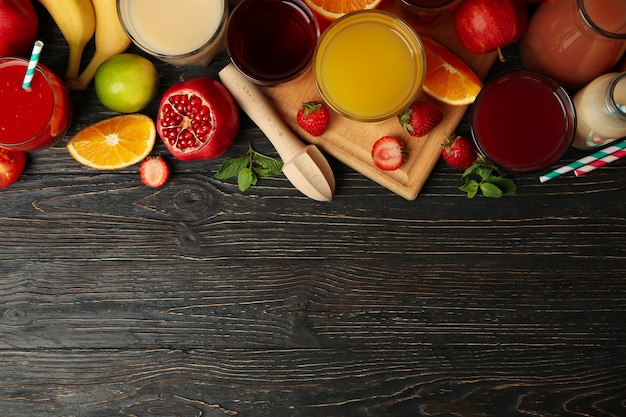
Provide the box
[441,134,477,169]
[296,101,331,136]
[371,136,405,171]
[398,101,443,137]
[139,156,169,188]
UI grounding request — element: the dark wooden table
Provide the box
[2,3,625,416]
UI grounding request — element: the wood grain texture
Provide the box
[1,2,625,416]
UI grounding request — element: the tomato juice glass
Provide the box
[117,0,228,66]
[226,0,320,86]
[0,57,72,152]
[399,0,461,26]
[470,70,576,174]
[313,10,425,122]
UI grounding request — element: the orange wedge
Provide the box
[304,0,383,21]
[67,114,156,170]
[421,37,483,106]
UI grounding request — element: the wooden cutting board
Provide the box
[259,1,497,200]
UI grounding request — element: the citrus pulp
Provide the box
[304,0,383,21]
[421,37,482,106]
[66,114,156,170]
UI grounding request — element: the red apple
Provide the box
[0,0,38,57]
[453,0,527,60]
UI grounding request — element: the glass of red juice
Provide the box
[226,0,319,86]
[470,70,576,174]
[0,57,72,152]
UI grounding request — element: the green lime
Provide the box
[94,53,159,113]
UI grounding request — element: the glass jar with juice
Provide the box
[572,72,626,149]
[117,0,228,66]
[520,0,626,92]
[0,57,72,152]
[313,10,425,122]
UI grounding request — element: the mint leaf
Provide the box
[459,179,480,198]
[252,150,283,176]
[458,156,516,198]
[488,176,517,196]
[480,181,503,198]
[237,167,256,192]
[214,154,249,179]
[215,142,283,192]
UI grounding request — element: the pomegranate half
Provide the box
[157,77,239,161]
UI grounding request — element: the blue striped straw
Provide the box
[539,138,626,183]
[22,40,44,90]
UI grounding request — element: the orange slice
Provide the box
[304,0,383,21]
[67,114,156,170]
[421,37,483,106]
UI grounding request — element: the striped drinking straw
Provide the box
[22,40,44,90]
[539,138,626,183]
[574,148,626,176]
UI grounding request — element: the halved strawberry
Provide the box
[371,136,405,171]
[139,156,169,188]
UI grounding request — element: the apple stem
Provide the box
[497,47,506,63]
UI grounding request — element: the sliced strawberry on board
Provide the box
[371,136,405,171]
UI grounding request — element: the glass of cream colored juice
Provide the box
[117,0,228,66]
[313,10,425,122]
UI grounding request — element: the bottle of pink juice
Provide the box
[0,57,72,152]
[520,0,626,92]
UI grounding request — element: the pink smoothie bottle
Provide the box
[520,0,626,92]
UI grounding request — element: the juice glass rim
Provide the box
[470,69,577,173]
[225,0,320,86]
[0,57,56,149]
[313,9,426,122]
[578,0,626,39]
[116,0,229,63]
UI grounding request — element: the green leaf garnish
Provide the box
[459,155,516,198]
[215,142,283,192]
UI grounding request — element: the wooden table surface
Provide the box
[2,3,626,416]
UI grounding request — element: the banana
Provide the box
[38,0,96,80]
[72,0,132,90]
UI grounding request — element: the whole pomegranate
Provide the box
[157,77,239,161]
[0,0,38,57]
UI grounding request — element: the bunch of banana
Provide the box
[38,0,131,90]
[38,0,95,80]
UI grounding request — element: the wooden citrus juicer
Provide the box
[219,63,335,201]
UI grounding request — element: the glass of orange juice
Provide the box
[117,0,228,67]
[313,10,425,122]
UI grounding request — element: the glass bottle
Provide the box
[520,0,626,92]
[572,72,626,149]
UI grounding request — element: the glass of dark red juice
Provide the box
[226,0,320,86]
[470,70,576,174]
[0,57,72,152]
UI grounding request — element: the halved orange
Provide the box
[304,0,383,21]
[67,114,156,170]
[421,37,483,106]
